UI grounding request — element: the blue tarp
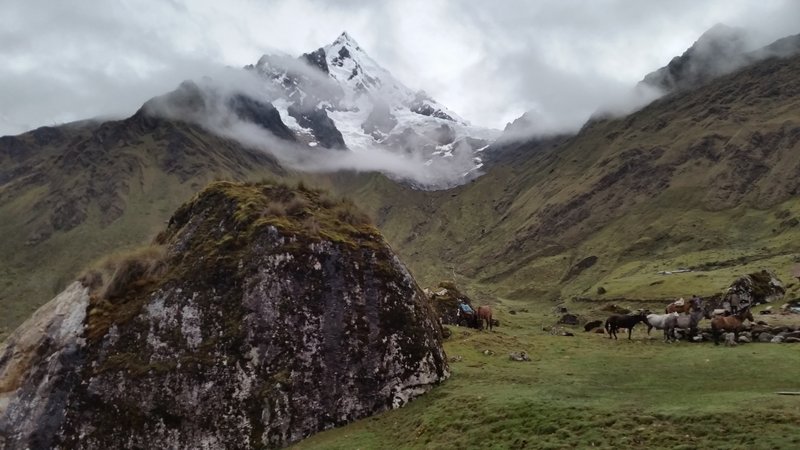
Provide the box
[459,303,474,314]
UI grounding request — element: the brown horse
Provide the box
[711,309,754,345]
[665,298,692,314]
[476,306,493,331]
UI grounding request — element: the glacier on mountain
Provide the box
[246,31,499,188]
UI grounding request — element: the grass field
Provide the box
[294,303,800,450]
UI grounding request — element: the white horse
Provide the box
[645,312,678,336]
[664,308,708,342]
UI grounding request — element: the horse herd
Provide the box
[604,298,754,345]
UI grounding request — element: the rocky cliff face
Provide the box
[0,181,449,449]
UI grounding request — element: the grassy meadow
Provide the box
[294,301,800,450]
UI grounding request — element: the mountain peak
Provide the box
[692,23,749,54]
[332,31,360,49]
[697,23,740,41]
[640,23,750,93]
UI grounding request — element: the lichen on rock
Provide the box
[0,180,449,449]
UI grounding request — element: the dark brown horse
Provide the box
[476,306,493,331]
[711,309,754,345]
[605,311,649,340]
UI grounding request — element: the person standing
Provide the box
[691,294,702,311]
[730,292,740,314]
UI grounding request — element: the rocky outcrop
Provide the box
[227,94,297,142]
[0,181,448,449]
[0,282,90,450]
[287,104,347,149]
[720,270,785,308]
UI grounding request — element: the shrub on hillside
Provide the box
[80,246,167,301]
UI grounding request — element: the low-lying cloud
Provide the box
[145,72,480,188]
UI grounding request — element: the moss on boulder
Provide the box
[1,181,449,449]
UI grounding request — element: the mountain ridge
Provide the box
[3,27,800,339]
[247,32,497,186]
[641,23,800,94]
[331,49,800,305]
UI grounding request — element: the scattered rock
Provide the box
[509,351,531,362]
[784,331,800,339]
[509,310,517,315]
[594,328,606,334]
[584,320,603,332]
[597,286,607,295]
[785,337,800,344]
[693,335,704,342]
[751,324,774,334]
[441,326,452,339]
[724,333,738,347]
[600,303,631,314]
[771,335,785,343]
[758,332,775,342]
[448,355,463,362]
[558,314,580,325]
[561,331,575,337]
[483,349,495,356]
[738,335,751,343]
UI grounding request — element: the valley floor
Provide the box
[294,305,800,450]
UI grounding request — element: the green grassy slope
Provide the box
[326,54,800,308]
[0,113,286,337]
[293,309,800,450]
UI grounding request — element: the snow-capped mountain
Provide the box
[246,32,499,185]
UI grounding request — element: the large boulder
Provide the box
[558,314,580,325]
[0,181,449,449]
[721,270,785,309]
[427,281,478,327]
[584,320,603,332]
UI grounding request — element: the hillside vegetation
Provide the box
[3,50,800,338]
[328,54,800,309]
[0,112,285,337]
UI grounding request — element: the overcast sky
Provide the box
[1,0,798,136]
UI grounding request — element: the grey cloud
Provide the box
[442,0,800,133]
[1,0,799,136]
